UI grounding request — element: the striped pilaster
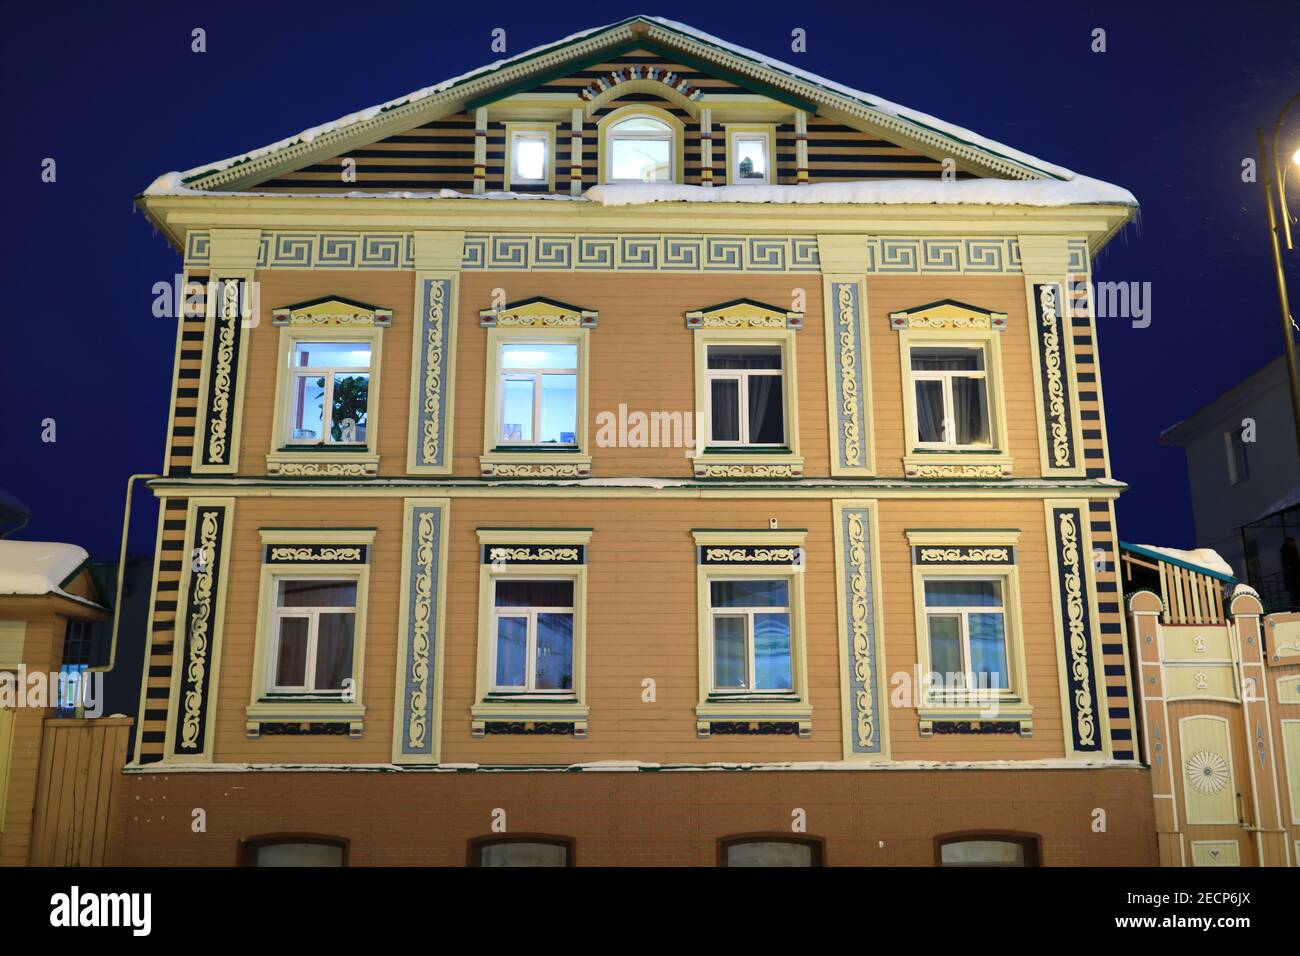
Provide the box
[473,107,487,194]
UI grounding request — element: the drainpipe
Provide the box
[90,473,159,674]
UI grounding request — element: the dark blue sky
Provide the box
[1,0,1297,559]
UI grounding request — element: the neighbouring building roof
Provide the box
[1159,353,1292,447]
[0,540,101,602]
[140,15,1136,210]
[1121,541,1237,581]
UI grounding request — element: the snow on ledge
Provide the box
[1131,543,1235,579]
[0,540,89,596]
[141,177,1135,209]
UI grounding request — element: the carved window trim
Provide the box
[246,529,376,736]
[504,123,557,191]
[597,105,684,186]
[723,124,777,186]
[266,299,389,477]
[692,530,811,736]
[472,529,592,736]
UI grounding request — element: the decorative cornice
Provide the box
[686,298,802,331]
[890,299,1007,332]
[272,296,392,327]
[480,296,598,328]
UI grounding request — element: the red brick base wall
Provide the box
[120,767,1157,866]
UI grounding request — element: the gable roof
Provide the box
[143,15,1133,206]
[0,540,109,609]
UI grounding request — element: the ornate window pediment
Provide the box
[889,299,1007,332]
[272,296,393,327]
[686,298,803,331]
[479,296,598,329]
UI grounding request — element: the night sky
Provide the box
[1,0,1297,559]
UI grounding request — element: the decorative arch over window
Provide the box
[935,831,1039,866]
[598,106,684,185]
[580,67,703,118]
[718,834,825,866]
[238,833,349,866]
[468,834,575,867]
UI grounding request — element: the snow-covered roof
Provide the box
[1127,543,1236,579]
[0,540,93,597]
[144,15,1133,205]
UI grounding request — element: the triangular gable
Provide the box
[148,16,1084,195]
[889,299,1008,331]
[686,298,803,330]
[271,296,394,327]
[479,296,599,328]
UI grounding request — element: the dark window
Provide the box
[239,834,348,866]
[469,836,574,866]
[936,833,1039,866]
[1226,428,1250,485]
[719,835,824,866]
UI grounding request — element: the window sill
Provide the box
[245,700,365,738]
[267,450,380,478]
[692,452,803,479]
[903,452,1012,480]
[471,699,589,737]
[480,452,591,479]
[696,699,812,738]
[917,701,1032,737]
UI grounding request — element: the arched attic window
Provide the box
[605,113,675,183]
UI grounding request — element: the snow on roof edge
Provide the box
[141,178,1137,208]
[154,15,1117,196]
[1128,542,1236,579]
[0,540,92,597]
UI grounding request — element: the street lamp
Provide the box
[1257,95,1300,456]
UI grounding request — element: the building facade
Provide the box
[123,16,1154,866]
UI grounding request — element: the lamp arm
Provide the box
[1271,93,1300,250]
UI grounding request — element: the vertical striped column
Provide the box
[795,110,810,183]
[473,107,487,195]
[699,107,713,186]
[570,108,584,196]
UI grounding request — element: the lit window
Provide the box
[923,578,1008,694]
[510,131,550,187]
[498,342,578,445]
[607,115,673,182]
[270,579,358,695]
[241,837,347,866]
[706,344,785,446]
[287,341,370,445]
[732,133,771,184]
[709,578,792,693]
[721,838,821,866]
[910,346,990,447]
[491,579,575,693]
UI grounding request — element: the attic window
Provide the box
[509,128,553,188]
[729,130,772,185]
[607,115,673,182]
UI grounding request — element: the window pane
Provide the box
[495,579,574,608]
[914,379,946,443]
[330,373,368,443]
[952,376,989,445]
[514,137,547,181]
[735,138,768,180]
[940,839,1028,867]
[713,615,747,689]
[314,612,355,691]
[924,579,1002,608]
[274,617,309,687]
[927,614,962,681]
[501,342,577,369]
[725,842,815,866]
[500,377,534,442]
[254,843,344,867]
[535,613,574,690]
[911,347,983,371]
[478,842,568,866]
[753,613,792,690]
[539,374,577,444]
[278,580,357,608]
[710,378,741,442]
[708,345,781,370]
[711,579,789,609]
[294,342,371,368]
[610,138,670,181]
[969,613,1009,691]
[494,616,527,688]
[747,374,785,444]
[290,374,326,441]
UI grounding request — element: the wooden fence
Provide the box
[28,717,132,866]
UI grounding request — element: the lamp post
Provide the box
[1257,94,1300,457]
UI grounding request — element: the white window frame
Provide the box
[726,126,775,186]
[921,576,1010,696]
[268,577,359,696]
[496,342,579,447]
[908,344,992,450]
[1224,428,1249,485]
[489,579,576,695]
[603,111,676,184]
[284,339,372,446]
[506,125,555,190]
[707,577,794,694]
[704,342,788,448]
